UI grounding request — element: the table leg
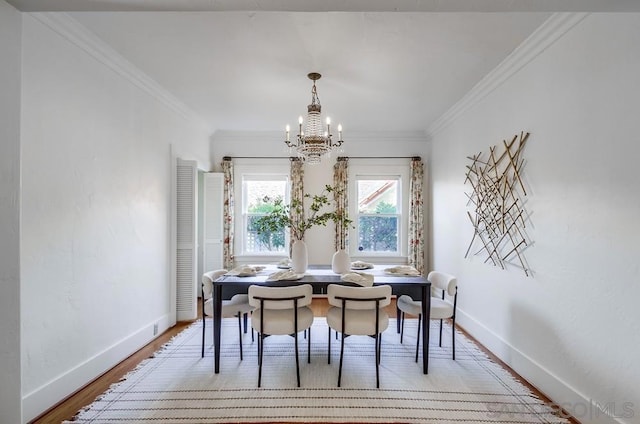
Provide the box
[213,283,222,373]
[422,284,431,374]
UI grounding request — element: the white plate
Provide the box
[280,273,305,280]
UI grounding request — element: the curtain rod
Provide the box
[223,156,422,161]
[222,156,293,160]
[339,156,422,161]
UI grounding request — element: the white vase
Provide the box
[291,239,308,273]
[331,249,351,274]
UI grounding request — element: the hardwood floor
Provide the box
[30,320,193,424]
[31,298,578,424]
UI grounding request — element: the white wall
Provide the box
[212,130,429,265]
[429,13,640,424]
[0,2,23,423]
[19,13,212,421]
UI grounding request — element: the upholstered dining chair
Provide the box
[326,284,392,388]
[248,284,314,387]
[201,270,254,360]
[397,271,458,361]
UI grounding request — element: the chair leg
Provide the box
[243,313,248,333]
[378,334,383,365]
[400,312,405,343]
[294,331,301,387]
[452,317,456,361]
[237,313,243,361]
[327,327,331,364]
[439,319,443,347]
[256,333,260,363]
[375,334,381,388]
[415,314,421,363]
[201,315,206,358]
[307,326,311,364]
[258,333,264,387]
[337,331,345,387]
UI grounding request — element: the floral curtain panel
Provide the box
[222,158,234,269]
[333,157,349,250]
[408,157,425,274]
[290,158,304,244]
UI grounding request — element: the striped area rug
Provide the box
[67,318,569,423]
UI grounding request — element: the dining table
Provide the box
[212,265,432,374]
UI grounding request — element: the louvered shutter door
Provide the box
[176,159,197,321]
[203,173,224,273]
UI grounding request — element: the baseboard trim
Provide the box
[23,314,171,422]
[456,309,626,424]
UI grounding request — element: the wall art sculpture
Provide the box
[464,132,532,276]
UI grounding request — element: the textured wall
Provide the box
[0,2,22,423]
[429,13,640,424]
[19,13,211,420]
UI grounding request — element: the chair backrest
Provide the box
[248,284,313,309]
[327,284,392,309]
[427,271,457,297]
[201,269,228,299]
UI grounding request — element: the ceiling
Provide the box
[8,1,640,135]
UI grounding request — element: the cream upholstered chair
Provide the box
[201,270,254,360]
[397,271,458,361]
[326,284,392,388]
[248,284,314,387]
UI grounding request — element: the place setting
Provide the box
[265,269,306,282]
[383,265,422,276]
[340,271,374,287]
[225,265,267,277]
[350,260,374,270]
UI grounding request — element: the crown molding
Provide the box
[30,12,210,130]
[213,130,427,143]
[428,12,588,137]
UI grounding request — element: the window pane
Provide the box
[357,215,398,253]
[244,179,288,253]
[357,180,398,213]
[247,215,286,252]
[245,180,287,213]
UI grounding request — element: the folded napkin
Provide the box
[341,271,374,287]
[226,266,257,277]
[277,258,292,268]
[351,260,374,270]
[266,269,303,282]
[384,265,421,276]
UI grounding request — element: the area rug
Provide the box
[67,318,569,423]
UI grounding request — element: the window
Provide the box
[233,159,290,260]
[242,176,289,254]
[349,160,409,260]
[356,177,400,253]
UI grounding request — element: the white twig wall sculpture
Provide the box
[464,132,532,276]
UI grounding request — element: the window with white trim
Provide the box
[233,160,290,259]
[348,160,409,261]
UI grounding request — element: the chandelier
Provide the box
[284,72,344,165]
